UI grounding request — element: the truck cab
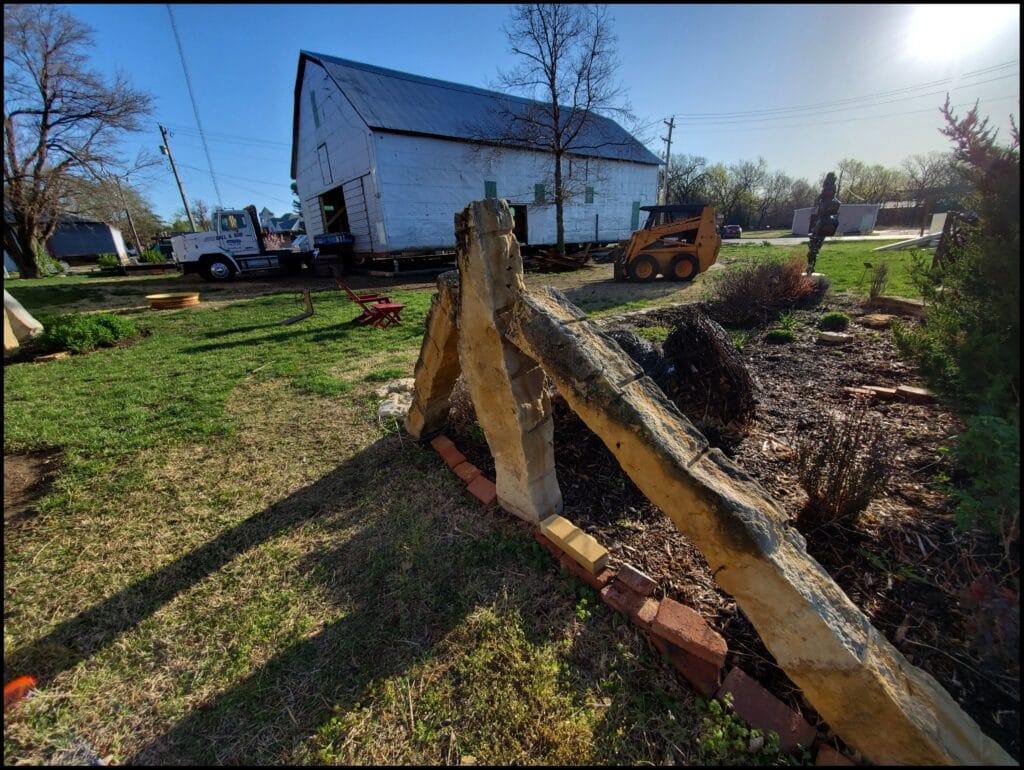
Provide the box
[171,205,312,281]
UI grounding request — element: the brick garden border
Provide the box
[426,432,856,766]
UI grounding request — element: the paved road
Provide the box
[729,230,926,247]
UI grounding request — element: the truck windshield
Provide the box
[219,213,247,231]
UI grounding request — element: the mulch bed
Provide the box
[445,294,1019,761]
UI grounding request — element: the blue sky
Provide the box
[66,3,1020,222]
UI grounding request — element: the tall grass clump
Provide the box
[35,312,140,354]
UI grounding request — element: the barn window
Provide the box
[310,90,320,129]
[317,143,333,186]
[631,201,641,230]
[585,186,594,204]
[485,180,497,199]
[534,184,546,204]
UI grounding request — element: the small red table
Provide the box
[368,302,404,328]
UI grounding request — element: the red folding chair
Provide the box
[336,280,392,325]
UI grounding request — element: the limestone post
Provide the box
[405,270,462,439]
[453,199,562,523]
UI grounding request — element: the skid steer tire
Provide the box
[668,254,699,282]
[627,254,659,282]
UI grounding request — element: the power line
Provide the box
[673,73,1019,126]
[176,163,293,207]
[162,123,291,149]
[676,94,1018,134]
[167,5,223,207]
[668,60,1018,121]
[176,162,291,189]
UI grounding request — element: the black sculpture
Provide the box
[806,172,841,274]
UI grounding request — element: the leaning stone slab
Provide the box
[507,284,1012,765]
[451,200,562,523]
[406,271,462,439]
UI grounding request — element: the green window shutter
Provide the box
[534,184,546,204]
[310,90,320,129]
[631,201,641,230]
[585,186,594,204]
[485,180,497,199]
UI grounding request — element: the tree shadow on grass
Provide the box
[7,435,704,764]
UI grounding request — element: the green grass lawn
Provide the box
[7,279,800,765]
[718,239,926,298]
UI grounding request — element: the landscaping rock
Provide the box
[859,313,896,329]
[896,385,933,404]
[816,332,852,346]
[377,392,412,421]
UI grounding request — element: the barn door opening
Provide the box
[319,185,351,234]
[510,204,528,245]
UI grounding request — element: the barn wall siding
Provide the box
[373,133,658,251]
[295,61,386,252]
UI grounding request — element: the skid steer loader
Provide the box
[612,204,722,282]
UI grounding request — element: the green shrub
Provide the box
[35,312,139,354]
[139,249,168,263]
[764,328,796,344]
[893,100,1019,542]
[817,311,850,331]
[97,253,120,268]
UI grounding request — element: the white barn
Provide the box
[290,52,661,261]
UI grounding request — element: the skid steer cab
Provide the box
[612,204,722,282]
[171,205,315,281]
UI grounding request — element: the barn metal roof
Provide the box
[291,51,661,178]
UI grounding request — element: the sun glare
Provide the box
[907,4,1019,61]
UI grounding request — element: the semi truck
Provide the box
[170,205,342,281]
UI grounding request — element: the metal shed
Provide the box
[791,203,881,236]
[291,52,661,263]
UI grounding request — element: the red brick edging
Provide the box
[425,432,850,763]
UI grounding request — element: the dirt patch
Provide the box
[446,294,1019,761]
[4,449,62,523]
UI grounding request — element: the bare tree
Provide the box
[720,158,767,225]
[755,169,792,228]
[789,178,818,211]
[175,198,211,231]
[3,4,153,277]
[493,4,632,257]
[664,153,710,204]
[902,151,955,231]
[61,174,164,249]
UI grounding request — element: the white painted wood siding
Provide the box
[294,60,386,252]
[373,133,658,251]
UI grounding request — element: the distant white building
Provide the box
[290,52,661,260]
[792,203,880,236]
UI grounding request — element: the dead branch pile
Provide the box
[527,244,595,271]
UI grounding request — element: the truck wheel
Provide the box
[627,253,659,282]
[202,257,233,282]
[668,254,699,281]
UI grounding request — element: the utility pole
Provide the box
[660,117,675,205]
[115,175,145,262]
[159,124,197,231]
